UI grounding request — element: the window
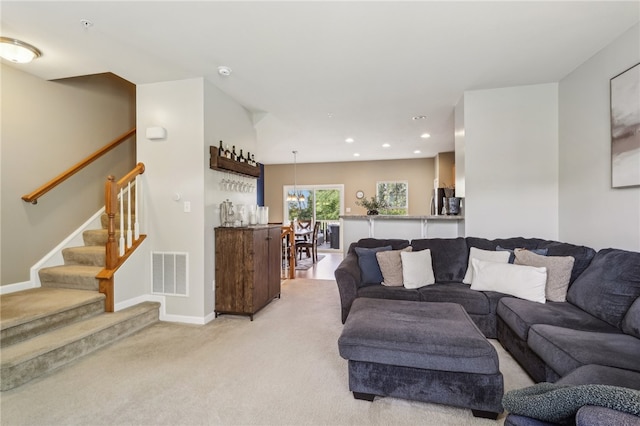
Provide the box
[377,181,408,215]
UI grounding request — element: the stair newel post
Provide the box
[101,175,118,312]
[105,176,118,270]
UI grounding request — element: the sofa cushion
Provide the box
[497,298,620,341]
[357,285,421,303]
[567,248,640,328]
[376,247,412,287]
[462,247,511,284]
[514,249,575,302]
[401,249,435,289]
[410,237,468,283]
[354,245,392,285]
[528,324,640,376]
[558,364,640,390]
[622,297,640,339]
[418,283,493,315]
[471,259,547,303]
[466,237,596,285]
[348,238,410,254]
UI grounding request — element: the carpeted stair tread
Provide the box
[100,213,136,230]
[39,265,102,291]
[82,229,122,246]
[62,246,105,267]
[0,288,104,331]
[0,302,160,391]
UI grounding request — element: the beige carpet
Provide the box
[0,279,533,425]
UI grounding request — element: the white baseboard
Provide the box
[115,294,214,325]
[30,208,105,286]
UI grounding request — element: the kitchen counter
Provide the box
[340,214,465,246]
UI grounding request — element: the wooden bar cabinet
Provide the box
[214,225,281,320]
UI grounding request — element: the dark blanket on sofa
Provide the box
[502,382,640,423]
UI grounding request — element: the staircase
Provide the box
[0,212,159,391]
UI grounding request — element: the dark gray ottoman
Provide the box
[338,298,504,418]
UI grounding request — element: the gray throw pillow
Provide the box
[376,247,412,287]
[354,246,392,285]
[514,249,574,302]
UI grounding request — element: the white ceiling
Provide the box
[2,1,638,164]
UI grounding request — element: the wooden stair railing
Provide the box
[97,162,146,312]
[21,128,136,204]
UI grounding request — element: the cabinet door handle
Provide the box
[266,236,272,240]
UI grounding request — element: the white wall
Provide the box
[559,24,640,251]
[137,78,207,320]
[454,97,466,197]
[136,77,258,323]
[463,83,559,239]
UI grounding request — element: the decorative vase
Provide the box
[447,197,461,216]
[367,210,379,216]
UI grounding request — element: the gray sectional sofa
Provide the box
[334,236,640,422]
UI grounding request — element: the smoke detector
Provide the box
[217,66,232,76]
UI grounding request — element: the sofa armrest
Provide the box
[334,253,361,323]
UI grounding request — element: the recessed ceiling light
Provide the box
[420,133,431,139]
[217,66,232,76]
[0,37,41,63]
[412,115,427,120]
[353,153,360,157]
[327,112,334,118]
[382,143,391,148]
[414,150,421,154]
[345,138,354,143]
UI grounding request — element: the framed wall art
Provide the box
[610,62,640,188]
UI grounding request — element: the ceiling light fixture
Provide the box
[414,150,422,154]
[0,37,41,63]
[217,66,232,76]
[412,115,427,120]
[382,143,391,148]
[420,133,431,139]
[345,138,354,143]
[353,153,360,157]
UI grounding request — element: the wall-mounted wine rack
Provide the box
[209,146,260,178]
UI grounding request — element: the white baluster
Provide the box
[119,188,125,256]
[127,182,133,248]
[134,176,140,240]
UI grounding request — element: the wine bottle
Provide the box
[251,154,256,165]
[218,140,224,157]
[224,145,231,159]
[246,151,252,166]
[238,149,245,163]
[231,145,237,161]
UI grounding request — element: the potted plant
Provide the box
[356,196,387,215]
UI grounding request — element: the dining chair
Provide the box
[296,221,321,262]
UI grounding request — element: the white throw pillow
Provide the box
[462,247,511,284]
[401,249,435,289]
[470,258,547,303]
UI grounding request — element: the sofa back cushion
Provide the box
[465,237,596,285]
[567,249,640,329]
[410,238,468,283]
[347,238,410,254]
[622,297,640,339]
